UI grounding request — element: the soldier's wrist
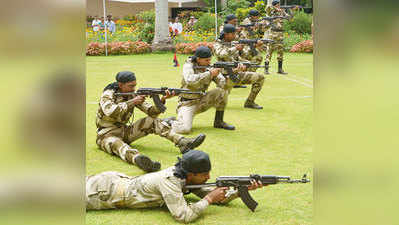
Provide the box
[204,195,213,204]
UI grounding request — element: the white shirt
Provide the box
[172,22,183,34]
[92,19,101,32]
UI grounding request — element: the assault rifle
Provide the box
[186,174,310,212]
[238,23,258,37]
[193,62,265,83]
[115,87,204,113]
[260,16,291,21]
[193,62,240,83]
[234,39,275,56]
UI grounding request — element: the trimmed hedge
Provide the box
[290,40,313,53]
[86,41,151,56]
[175,42,214,54]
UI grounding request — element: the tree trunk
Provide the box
[152,0,174,51]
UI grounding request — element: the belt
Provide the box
[271,28,284,32]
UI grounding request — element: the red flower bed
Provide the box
[289,40,313,53]
[86,41,152,56]
[175,42,214,54]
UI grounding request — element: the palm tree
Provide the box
[152,0,172,51]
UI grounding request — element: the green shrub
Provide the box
[194,13,216,32]
[283,11,312,34]
[283,30,312,51]
[135,10,155,43]
[235,7,256,21]
[222,0,251,16]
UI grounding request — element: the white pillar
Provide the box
[153,0,169,44]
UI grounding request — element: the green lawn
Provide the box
[86,52,313,225]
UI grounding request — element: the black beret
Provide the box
[223,24,236,33]
[195,46,212,58]
[115,71,136,83]
[272,0,280,6]
[249,9,260,16]
[181,150,211,173]
[225,14,237,22]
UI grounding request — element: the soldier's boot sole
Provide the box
[214,122,236,130]
[134,155,160,173]
[179,134,206,154]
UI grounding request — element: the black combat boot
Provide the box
[244,100,263,109]
[277,61,288,75]
[131,154,161,173]
[233,85,247,88]
[177,133,206,154]
[213,111,235,130]
[264,61,270,75]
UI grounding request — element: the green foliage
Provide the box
[222,0,251,16]
[235,7,256,21]
[136,10,155,23]
[122,15,136,21]
[283,10,312,34]
[135,10,155,43]
[283,30,312,51]
[254,0,266,15]
[194,13,216,32]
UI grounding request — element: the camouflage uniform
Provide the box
[86,167,238,223]
[171,57,229,134]
[264,6,291,63]
[96,88,185,164]
[239,18,267,72]
[213,40,265,105]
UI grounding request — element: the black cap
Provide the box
[272,0,280,6]
[181,150,211,173]
[249,9,260,16]
[223,24,236,33]
[225,14,237,23]
[115,71,136,83]
[194,46,212,58]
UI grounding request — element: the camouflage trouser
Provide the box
[96,116,183,163]
[265,32,284,62]
[172,87,229,134]
[86,171,132,210]
[247,54,264,72]
[227,71,265,102]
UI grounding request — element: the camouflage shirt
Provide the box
[265,6,291,30]
[86,167,238,223]
[96,88,161,135]
[239,17,267,39]
[179,57,227,100]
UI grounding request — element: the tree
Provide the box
[152,0,173,51]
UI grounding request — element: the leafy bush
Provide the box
[175,42,214,54]
[235,7,256,21]
[193,13,216,32]
[283,30,312,51]
[283,11,312,34]
[135,10,155,43]
[86,41,151,56]
[222,0,251,16]
[290,40,313,53]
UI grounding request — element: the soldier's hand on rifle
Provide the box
[247,180,266,191]
[161,90,176,102]
[210,68,221,78]
[235,44,244,51]
[256,40,264,48]
[131,95,146,105]
[204,187,228,204]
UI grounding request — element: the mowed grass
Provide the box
[86,52,313,225]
